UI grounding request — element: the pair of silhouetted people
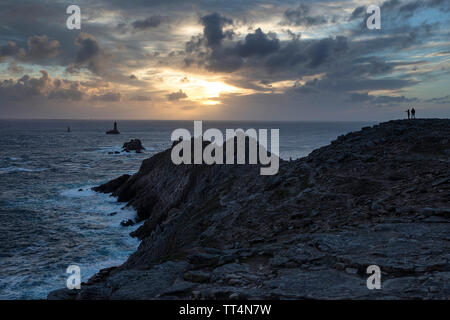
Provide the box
[406,108,416,119]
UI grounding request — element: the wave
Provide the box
[84,145,155,155]
[0,166,47,174]
[60,185,143,228]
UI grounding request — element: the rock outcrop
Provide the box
[122,139,145,153]
[49,119,450,300]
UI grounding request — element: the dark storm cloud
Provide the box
[264,38,307,71]
[263,36,348,71]
[186,12,348,73]
[201,12,233,47]
[66,33,108,75]
[0,71,124,104]
[26,35,60,60]
[0,70,83,102]
[167,89,188,101]
[75,33,101,65]
[0,70,51,100]
[236,28,280,57]
[0,42,22,61]
[131,15,169,30]
[306,36,348,68]
[0,35,60,62]
[349,6,366,21]
[283,4,328,26]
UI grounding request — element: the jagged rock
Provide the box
[183,270,211,283]
[120,219,134,227]
[49,119,450,300]
[92,174,130,194]
[122,139,145,153]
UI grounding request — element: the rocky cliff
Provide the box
[49,119,450,299]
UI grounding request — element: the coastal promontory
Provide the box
[49,119,450,300]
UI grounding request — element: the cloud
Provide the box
[167,89,188,101]
[90,92,122,102]
[131,15,168,30]
[67,33,108,75]
[349,6,366,20]
[181,105,196,110]
[48,86,84,101]
[200,12,233,47]
[297,77,418,93]
[26,35,60,60]
[6,61,24,74]
[0,70,83,101]
[426,95,450,104]
[130,95,152,101]
[237,28,280,57]
[283,4,328,26]
[307,36,348,68]
[349,92,418,106]
[186,12,349,74]
[0,71,126,104]
[0,35,60,62]
[0,41,22,61]
[0,0,448,120]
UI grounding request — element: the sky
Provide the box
[0,0,449,120]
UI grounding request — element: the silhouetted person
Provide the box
[406,109,410,119]
[67,126,70,132]
[114,121,118,131]
[411,108,416,119]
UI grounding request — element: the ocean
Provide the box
[0,119,374,299]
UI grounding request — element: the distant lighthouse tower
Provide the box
[106,121,120,134]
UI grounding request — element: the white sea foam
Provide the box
[93,145,154,155]
[56,185,143,291]
[60,185,142,228]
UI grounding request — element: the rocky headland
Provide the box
[49,119,450,300]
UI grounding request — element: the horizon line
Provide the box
[0,118,388,123]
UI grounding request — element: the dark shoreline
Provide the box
[49,119,450,300]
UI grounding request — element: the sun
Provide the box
[149,68,253,104]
